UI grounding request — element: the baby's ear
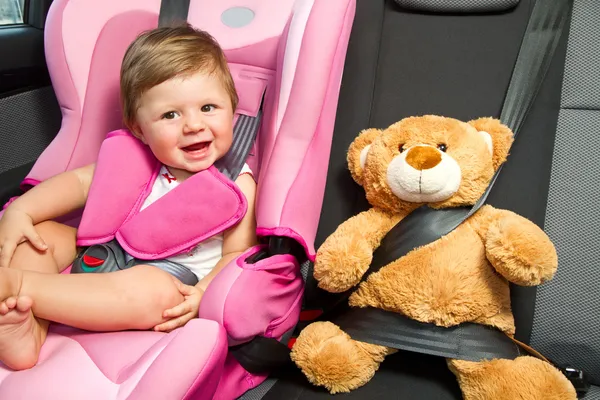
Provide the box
[129,123,147,144]
[347,128,382,186]
[467,117,514,170]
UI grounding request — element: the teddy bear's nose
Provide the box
[405,146,442,170]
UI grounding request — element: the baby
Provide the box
[0,25,257,370]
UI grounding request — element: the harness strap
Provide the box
[215,96,265,180]
[335,307,524,362]
[158,0,191,27]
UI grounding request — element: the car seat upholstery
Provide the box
[0,0,355,399]
[254,0,600,398]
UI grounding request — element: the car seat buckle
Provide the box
[555,362,590,397]
[82,254,105,267]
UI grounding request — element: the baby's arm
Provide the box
[196,173,258,293]
[5,164,95,223]
[0,164,95,267]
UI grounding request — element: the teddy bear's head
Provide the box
[347,115,514,212]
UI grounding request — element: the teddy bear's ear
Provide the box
[347,128,382,185]
[467,117,514,170]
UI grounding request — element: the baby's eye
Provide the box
[201,104,216,112]
[162,111,179,120]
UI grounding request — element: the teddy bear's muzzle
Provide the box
[386,145,462,202]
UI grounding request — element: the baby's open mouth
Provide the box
[182,141,210,152]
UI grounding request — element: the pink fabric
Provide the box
[20,178,40,191]
[256,227,315,262]
[224,36,281,70]
[213,355,267,400]
[228,63,272,117]
[276,0,315,131]
[202,247,303,399]
[0,320,227,399]
[68,11,158,170]
[62,0,160,107]
[256,0,356,259]
[188,0,295,53]
[26,8,159,186]
[77,131,247,259]
[199,246,303,346]
[25,0,82,184]
[1,197,18,211]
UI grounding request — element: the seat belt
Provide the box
[157,0,263,181]
[158,0,191,27]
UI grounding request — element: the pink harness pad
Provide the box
[77,130,247,259]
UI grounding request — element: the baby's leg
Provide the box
[0,220,77,370]
[0,264,185,332]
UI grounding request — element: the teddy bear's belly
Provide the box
[350,227,512,328]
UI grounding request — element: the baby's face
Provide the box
[133,70,234,180]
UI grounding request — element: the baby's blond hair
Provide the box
[120,24,238,131]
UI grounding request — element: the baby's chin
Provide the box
[166,164,209,181]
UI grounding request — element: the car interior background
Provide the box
[0,0,598,399]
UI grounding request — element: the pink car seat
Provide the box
[0,0,355,398]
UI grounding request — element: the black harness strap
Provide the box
[336,308,523,362]
[158,0,191,27]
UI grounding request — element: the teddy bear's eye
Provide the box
[437,143,448,152]
[398,144,405,153]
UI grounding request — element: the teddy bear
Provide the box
[290,115,577,399]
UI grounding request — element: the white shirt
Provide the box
[140,164,253,280]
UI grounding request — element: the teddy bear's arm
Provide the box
[313,208,402,293]
[483,208,558,286]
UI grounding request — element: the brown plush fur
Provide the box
[291,115,576,399]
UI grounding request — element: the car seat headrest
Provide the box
[393,0,520,13]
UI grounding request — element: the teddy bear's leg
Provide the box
[291,321,395,394]
[447,356,577,400]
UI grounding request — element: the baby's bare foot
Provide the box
[0,296,42,370]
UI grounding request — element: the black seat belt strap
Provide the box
[336,308,524,361]
[158,0,191,27]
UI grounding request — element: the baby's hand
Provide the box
[153,278,203,333]
[0,209,47,268]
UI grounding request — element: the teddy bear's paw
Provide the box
[313,237,373,293]
[486,216,558,286]
[290,321,387,394]
[448,356,577,400]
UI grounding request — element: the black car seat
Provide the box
[247,0,600,398]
